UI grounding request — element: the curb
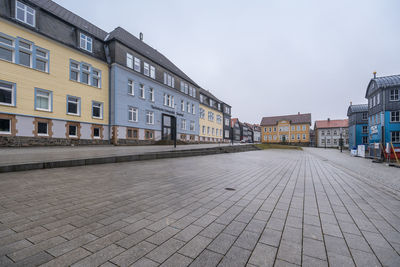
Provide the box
[0,145,261,173]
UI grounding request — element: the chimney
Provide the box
[350,101,352,106]
[373,71,376,79]
[327,118,330,122]
[298,112,300,115]
[139,32,143,41]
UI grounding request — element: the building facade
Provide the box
[231,118,241,142]
[365,74,400,157]
[314,119,349,148]
[347,103,368,150]
[106,27,199,144]
[222,102,232,142]
[260,113,311,144]
[199,89,223,142]
[253,124,261,143]
[0,0,109,146]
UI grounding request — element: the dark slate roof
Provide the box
[347,104,368,116]
[260,113,311,126]
[365,74,400,97]
[107,27,199,87]
[29,0,108,40]
[199,88,221,102]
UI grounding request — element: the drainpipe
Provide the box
[104,44,112,145]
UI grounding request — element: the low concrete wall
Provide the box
[0,145,260,173]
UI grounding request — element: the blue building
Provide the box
[365,74,400,158]
[347,103,368,150]
[105,27,200,144]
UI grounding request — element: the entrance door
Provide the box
[162,114,176,140]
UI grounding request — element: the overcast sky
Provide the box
[55,0,400,126]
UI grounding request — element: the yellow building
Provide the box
[260,113,311,144]
[0,1,109,145]
[199,89,223,142]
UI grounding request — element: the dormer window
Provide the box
[15,1,35,27]
[80,33,92,52]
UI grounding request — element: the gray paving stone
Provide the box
[146,238,185,263]
[117,228,155,249]
[248,243,277,267]
[199,222,225,239]
[188,249,223,267]
[110,241,156,267]
[0,239,32,256]
[259,228,282,247]
[12,251,54,267]
[350,249,381,267]
[174,225,203,242]
[160,253,193,267]
[343,232,372,253]
[302,255,328,267]
[277,241,302,265]
[130,257,159,267]
[327,252,355,267]
[72,244,125,267]
[84,231,127,252]
[234,230,260,251]
[46,233,97,257]
[303,224,323,241]
[303,237,327,260]
[207,233,237,254]
[217,246,252,267]
[178,235,213,258]
[223,221,247,236]
[324,235,351,257]
[40,247,92,267]
[274,259,299,267]
[146,226,180,245]
[91,221,129,237]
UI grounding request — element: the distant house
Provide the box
[231,118,241,142]
[365,74,400,158]
[260,113,311,144]
[253,124,261,143]
[314,119,349,148]
[347,103,368,150]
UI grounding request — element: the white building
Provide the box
[314,119,349,148]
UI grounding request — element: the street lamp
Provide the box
[339,127,343,152]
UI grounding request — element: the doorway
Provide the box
[162,114,176,140]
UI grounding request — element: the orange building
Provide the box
[260,113,311,144]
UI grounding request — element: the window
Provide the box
[207,127,210,134]
[134,57,141,72]
[139,84,145,98]
[69,125,77,137]
[69,60,101,87]
[362,136,368,144]
[291,134,295,140]
[208,111,214,121]
[67,96,80,115]
[184,84,188,94]
[190,121,195,131]
[19,48,31,67]
[212,128,215,135]
[181,100,185,112]
[302,125,306,131]
[321,131,325,136]
[303,134,306,140]
[200,95,204,103]
[200,108,205,119]
[163,72,174,87]
[225,130,230,138]
[327,139,331,144]
[149,88,154,101]
[216,129,219,136]
[150,66,155,79]
[0,119,11,134]
[186,102,190,113]
[92,69,101,88]
[192,104,195,114]
[297,134,300,140]
[37,122,48,135]
[127,128,138,139]
[145,130,154,140]
[390,89,399,101]
[334,139,338,145]
[146,111,154,124]
[391,131,400,143]
[225,119,230,126]
[35,89,51,112]
[79,33,92,52]
[217,115,222,124]
[210,99,214,107]
[202,126,206,134]
[127,53,133,68]
[362,126,368,134]
[181,119,186,130]
[274,127,276,132]
[333,130,337,135]
[92,102,103,119]
[377,93,380,105]
[93,127,100,138]
[144,62,150,76]
[128,80,134,95]
[34,48,48,72]
[129,107,138,122]
[163,94,174,108]
[391,111,400,122]
[15,1,35,27]
[327,130,330,135]
[0,35,14,62]
[0,81,15,106]
[362,112,368,120]
[217,103,221,110]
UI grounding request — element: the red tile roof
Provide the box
[231,118,239,127]
[314,119,348,129]
[260,113,311,126]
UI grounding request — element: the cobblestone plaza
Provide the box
[0,148,399,266]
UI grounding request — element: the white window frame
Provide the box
[391,111,400,122]
[128,79,134,95]
[181,119,186,130]
[144,62,150,76]
[92,101,103,119]
[67,96,80,116]
[93,127,101,138]
[192,104,195,115]
[68,125,78,137]
[92,68,101,88]
[150,66,155,79]
[37,121,48,136]
[0,81,15,106]
[35,89,51,112]
[139,84,145,99]
[0,118,11,135]
[129,107,138,122]
[79,33,92,52]
[15,1,35,27]
[190,121,195,131]
[146,111,154,125]
[391,131,400,143]
[126,53,133,68]
[181,100,185,112]
[390,89,399,101]
[149,87,154,102]
[134,57,141,72]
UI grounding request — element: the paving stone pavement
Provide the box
[0,148,399,267]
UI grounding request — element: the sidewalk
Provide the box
[0,143,236,166]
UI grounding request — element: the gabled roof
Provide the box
[365,74,400,97]
[107,27,199,87]
[347,104,368,116]
[231,118,239,127]
[199,88,221,102]
[29,0,108,40]
[315,119,348,129]
[260,113,311,126]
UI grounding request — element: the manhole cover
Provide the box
[225,188,236,191]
